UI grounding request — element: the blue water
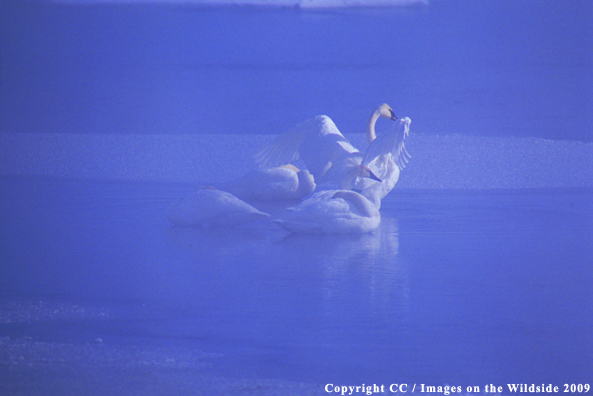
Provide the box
[1,0,592,394]
[1,176,592,394]
[0,0,591,140]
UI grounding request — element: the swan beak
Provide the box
[389,109,398,121]
[369,170,382,183]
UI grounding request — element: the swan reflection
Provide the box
[277,217,410,328]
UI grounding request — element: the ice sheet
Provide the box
[1,132,592,189]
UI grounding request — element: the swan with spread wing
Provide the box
[352,116,411,202]
[254,104,410,198]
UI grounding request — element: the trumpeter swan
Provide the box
[352,116,411,200]
[273,189,381,234]
[167,187,269,227]
[254,104,408,194]
[220,165,316,201]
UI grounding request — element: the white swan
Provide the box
[352,116,411,201]
[220,164,316,201]
[273,189,380,234]
[167,187,269,227]
[254,104,405,191]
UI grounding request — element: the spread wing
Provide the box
[254,115,359,181]
[362,117,411,170]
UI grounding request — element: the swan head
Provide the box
[376,103,397,121]
[359,165,382,183]
[328,158,382,189]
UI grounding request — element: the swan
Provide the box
[254,104,404,190]
[167,187,269,227]
[352,116,411,201]
[219,164,316,201]
[273,189,381,234]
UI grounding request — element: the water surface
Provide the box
[1,0,591,140]
[1,0,592,393]
[1,176,591,394]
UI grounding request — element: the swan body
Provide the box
[167,187,269,227]
[273,189,380,234]
[254,104,407,195]
[220,165,316,201]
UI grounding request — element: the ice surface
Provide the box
[0,335,322,394]
[1,132,592,189]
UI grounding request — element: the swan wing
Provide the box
[253,125,306,169]
[221,167,298,200]
[254,115,346,169]
[254,115,359,182]
[299,116,359,180]
[362,117,411,170]
[331,190,379,218]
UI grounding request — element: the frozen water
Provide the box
[0,176,591,394]
[1,132,592,189]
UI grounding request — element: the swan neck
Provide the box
[334,191,377,217]
[351,195,376,218]
[366,110,380,144]
[361,188,381,210]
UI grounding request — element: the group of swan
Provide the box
[167,104,411,233]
